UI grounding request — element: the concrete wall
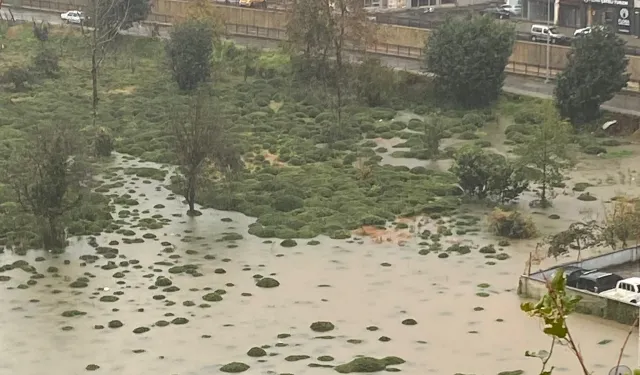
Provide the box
[530,245,640,282]
[518,245,640,325]
[518,275,639,325]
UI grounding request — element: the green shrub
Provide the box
[166,20,215,90]
[32,47,59,77]
[3,66,31,90]
[488,208,536,239]
[273,196,304,212]
[94,127,114,157]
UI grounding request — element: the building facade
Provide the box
[583,0,632,34]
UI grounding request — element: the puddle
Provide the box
[0,153,638,375]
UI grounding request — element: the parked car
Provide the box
[60,10,85,24]
[575,271,623,294]
[530,24,568,44]
[500,4,522,16]
[480,7,511,19]
[238,0,267,8]
[573,25,607,37]
[599,277,640,304]
[549,266,595,288]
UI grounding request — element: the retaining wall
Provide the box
[518,245,640,325]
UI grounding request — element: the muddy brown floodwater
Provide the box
[0,152,639,375]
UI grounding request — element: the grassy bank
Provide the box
[0,22,627,244]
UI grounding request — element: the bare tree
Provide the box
[1,124,88,250]
[287,0,371,135]
[172,89,243,216]
[80,0,150,126]
[546,221,602,261]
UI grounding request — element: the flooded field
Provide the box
[1,152,640,375]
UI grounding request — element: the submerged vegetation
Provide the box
[0,5,631,248]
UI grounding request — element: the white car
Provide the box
[599,277,640,304]
[60,10,85,24]
[573,25,606,37]
[500,4,521,16]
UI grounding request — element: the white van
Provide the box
[530,24,567,44]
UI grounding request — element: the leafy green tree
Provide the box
[1,124,88,250]
[421,116,446,161]
[425,15,515,108]
[450,146,528,203]
[555,27,628,125]
[166,20,216,91]
[172,89,243,216]
[515,107,572,208]
[353,57,395,107]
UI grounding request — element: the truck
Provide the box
[599,277,640,304]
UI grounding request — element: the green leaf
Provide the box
[543,321,567,339]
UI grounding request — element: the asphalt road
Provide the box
[3,7,640,116]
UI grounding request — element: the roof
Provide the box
[580,271,615,280]
[620,277,640,285]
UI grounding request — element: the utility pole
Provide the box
[545,0,551,83]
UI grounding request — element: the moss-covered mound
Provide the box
[256,277,280,288]
[334,356,405,373]
[310,321,335,332]
[220,362,250,373]
[247,347,267,357]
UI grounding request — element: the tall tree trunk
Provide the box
[541,162,547,207]
[91,48,99,128]
[43,216,65,250]
[186,174,197,215]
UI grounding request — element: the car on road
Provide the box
[530,24,568,44]
[480,6,511,19]
[573,25,607,37]
[575,271,623,294]
[500,4,522,16]
[60,10,85,24]
[600,277,640,304]
[239,0,267,8]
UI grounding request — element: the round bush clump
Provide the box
[133,326,150,334]
[99,295,119,302]
[202,293,223,302]
[401,318,417,326]
[577,193,597,202]
[220,362,250,373]
[273,195,304,212]
[310,321,335,332]
[108,320,123,328]
[171,317,189,325]
[155,277,172,287]
[280,239,297,247]
[256,277,280,288]
[247,347,267,357]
